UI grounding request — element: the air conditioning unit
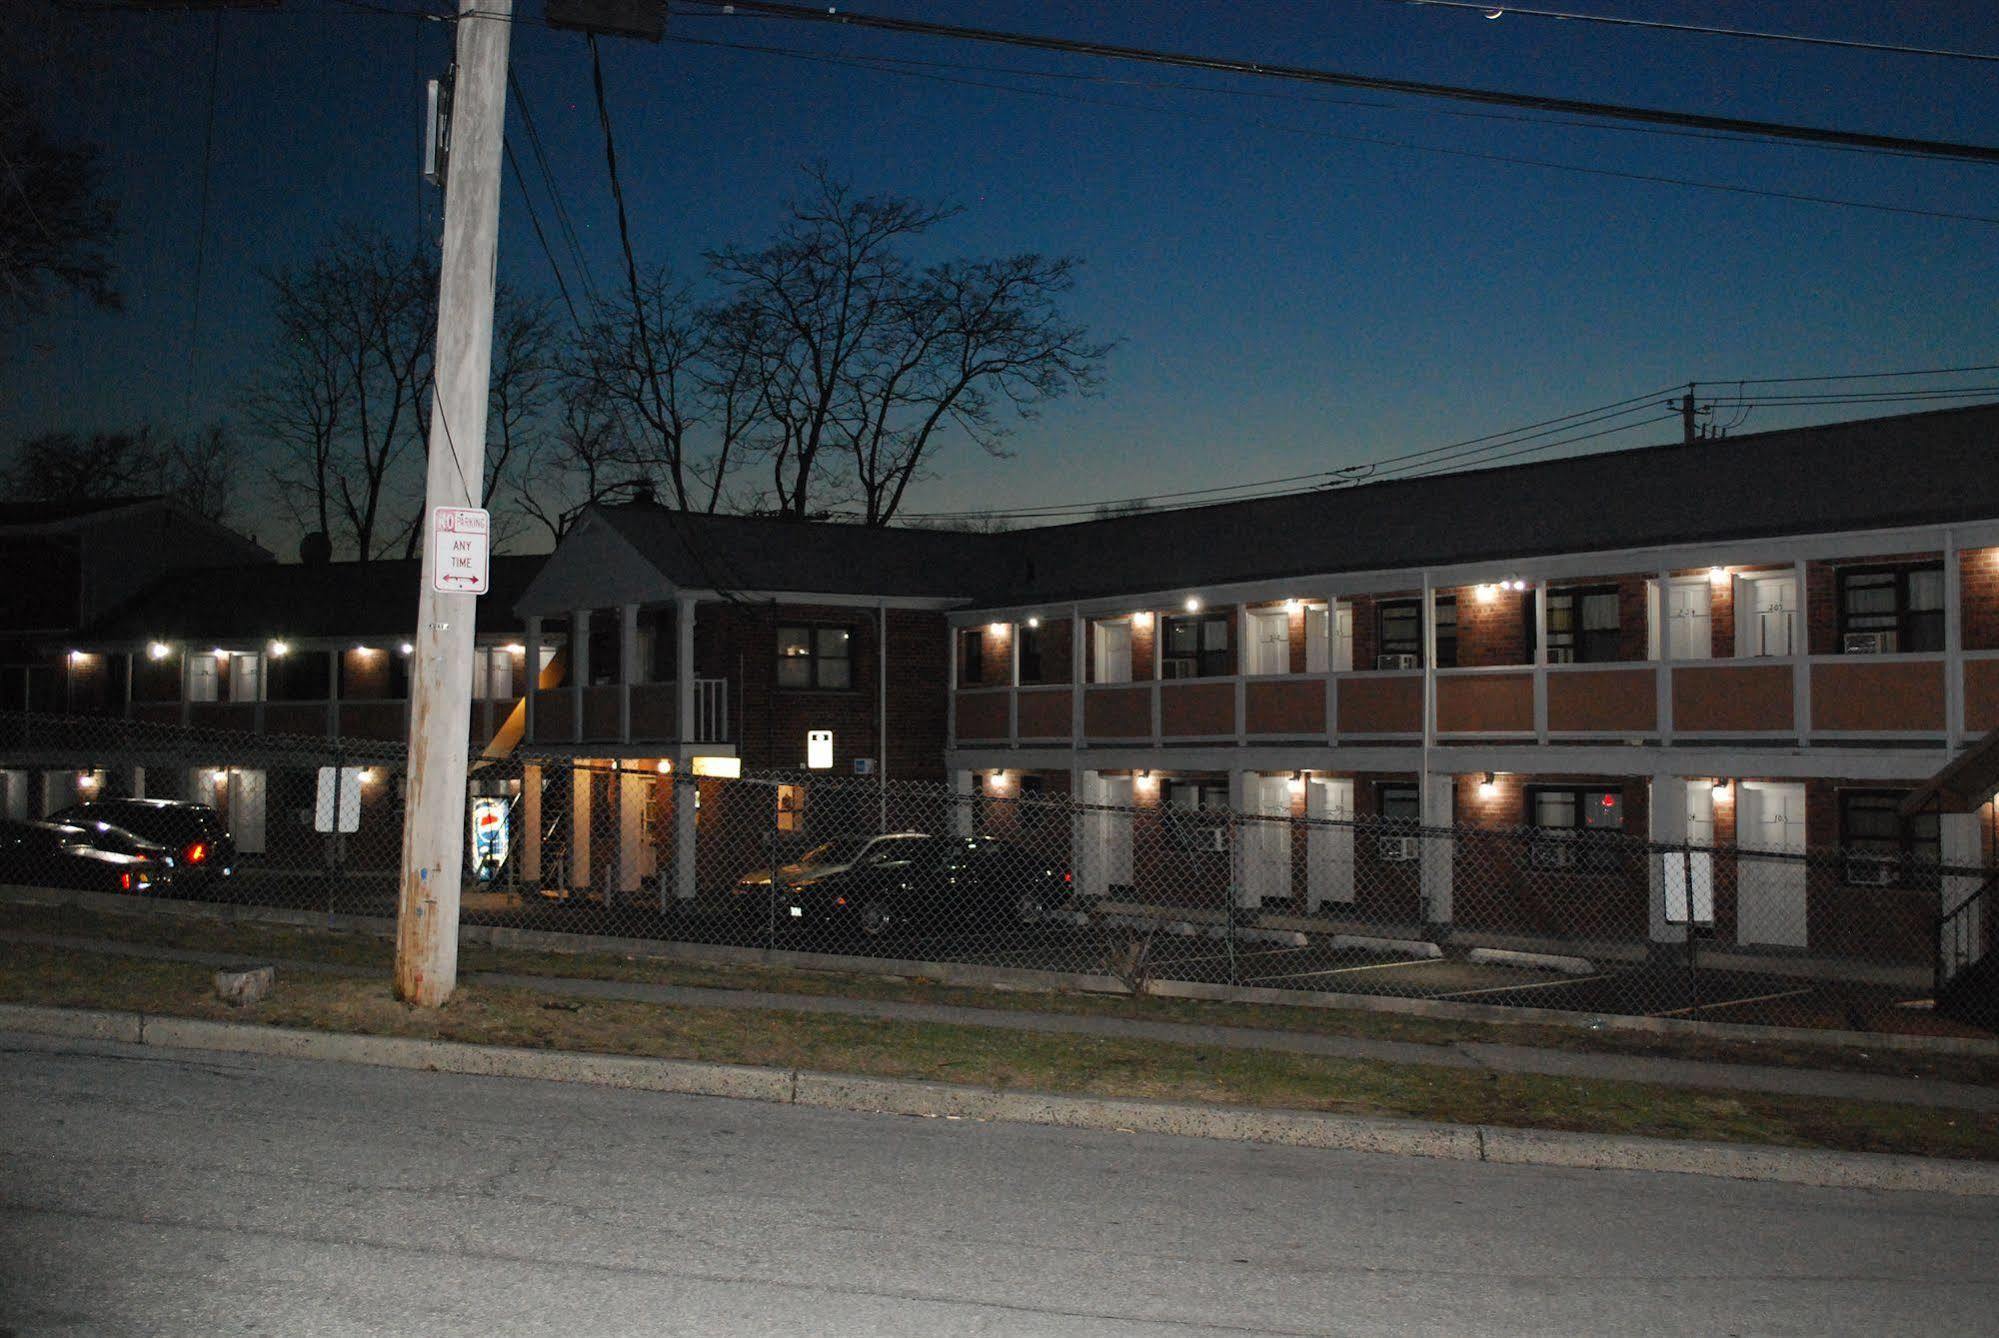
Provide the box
[1843,631,1892,655]
[1377,835,1419,862]
[1376,653,1419,671]
[1845,856,1898,886]
[1546,647,1576,665]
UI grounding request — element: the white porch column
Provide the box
[1940,811,1982,979]
[569,762,592,890]
[1647,776,1691,950]
[520,762,542,883]
[618,766,646,897]
[952,769,977,836]
[1419,773,1454,931]
[672,770,698,901]
[675,597,696,744]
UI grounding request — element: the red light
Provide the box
[834,896,847,906]
[1064,871,1073,884]
[1600,795,1617,808]
[186,843,207,864]
[120,873,132,890]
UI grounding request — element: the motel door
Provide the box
[1738,574,1798,658]
[229,769,268,856]
[1665,780,1716,926]
[1241,775,1292,906]
[1077,773,1133,898]
[1736,782,1806,947]
[1305,778,1356,909]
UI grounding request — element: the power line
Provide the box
[503,136,584,333]
[507,69,603,314]
[707,1,1999,166]
[1707,361,1999,386]
[1385,2,1999,65]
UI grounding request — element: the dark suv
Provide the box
[49,798,237,892]
[778,834,1071,940]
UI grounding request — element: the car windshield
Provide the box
[75,822,146,854]
[797,839,868,868]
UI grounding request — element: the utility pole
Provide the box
[395,0,513,1007]
[1679,383,1698,443]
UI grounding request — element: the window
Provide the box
[638,607,675,683]
[1375,597,1456,668]
[1527,784,1626,872]
[1376,782,1420,828]
[1016,773,1049,831]
[265,650,330,702]
[777,625,853,689]
[1018,622,1044,684]
[1536,586,1620,663]
[1163,779,1228,850]
[585,610,622,685]
[1161,613,1231,678]
[1838,565,1944,654]
[1839,790,1940,888]
[957,627,985,686]
[775,783,803,833]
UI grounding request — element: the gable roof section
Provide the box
[82,555,542,644]
[586,504,1014,601]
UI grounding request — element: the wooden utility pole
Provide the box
[396,0,512,1007]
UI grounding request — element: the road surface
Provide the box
[0,1029,1992,1336]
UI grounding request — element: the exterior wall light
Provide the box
[147,641,171,661]
[1711,779,1731,801]
[1478,771,1499,800]
[1475,584,1497,603]
[399,642,414,656]
[269,640,290,657]
[1283,599,1302,614]
[1131,611,1153,629]
[1025,616,1041,629]
[1184,596,1202,613]
[1708,566,1728,585]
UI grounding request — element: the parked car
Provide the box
[0,819,174,894]
[728,832,931,916]
[774,834,1072,939]
[49,798,236,891]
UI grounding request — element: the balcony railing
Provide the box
[953,650,1990,749]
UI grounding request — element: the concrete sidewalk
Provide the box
[8,928,1996,1113]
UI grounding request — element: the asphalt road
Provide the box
[1,1031,1994,1337]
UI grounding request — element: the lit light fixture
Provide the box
[67,649,85,663]
[352,644,374,655]
[504,643,526,654]
[1711,778,1731,801]
[398,642,414,656]
[76,770,99,788]
[1132,611,1153,628]
[358,768,377,783]
[655,759,673,775]
[1511,579,1528,592]
[210,769,229,784]
[1025,616,1041,629]
[1287,773,1305,795]
[987,622,1007,636]
[1283,598,1302,614]
[1479,771,1498,800]
[1475,584,1497,603]
[146,641,171,661]
[268,640,290,657]
[1184,596,1202,612]
[1708,566,1728,585]
[690,756,741,778]
[212,648,229,661]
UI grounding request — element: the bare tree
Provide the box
[246,228,558,559]
[508,384,642,545]
[0,85,119,325]
[708,169,1109,525]
[1,423,234,522]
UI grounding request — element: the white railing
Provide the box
[693,677,729,742]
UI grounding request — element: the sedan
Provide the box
[778,835,1071,940]
[50,798,236,891]
[0,819,175,894]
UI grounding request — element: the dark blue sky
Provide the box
[4,1,1996,541]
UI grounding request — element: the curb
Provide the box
[4,1002,1995,1197]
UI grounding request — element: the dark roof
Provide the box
[991,402,1999,603]
[83,555,543,643]
[592,505,1011,599]
[0,495,167,527]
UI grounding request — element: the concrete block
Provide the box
[1333,934,1443,959]
[1467,947,1595,975]
[213,965,275,1007]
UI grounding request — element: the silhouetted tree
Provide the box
[0,85,120,325]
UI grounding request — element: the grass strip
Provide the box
[2,938,1995,1163]
[7,899,1997,1087]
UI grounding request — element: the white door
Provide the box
[1248,610,1289,676]
[1102,775,1133,892]
[229,769,268,855]
[1737,575,1797,658]
[1094,620,1132,684]
[187,653,220,703]
[1650,579,1713,660]
[1242,775,1292,906]
[1665,780,1716,925]
[1737,782,1806,947]
[1306,777,1356,909]
[1304,606,1329,673]
[1334,603,1354,672]
[228,653,262,702]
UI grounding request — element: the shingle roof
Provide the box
[592,505,1013,599]
[0,496,166,527]
[83,555,543,644]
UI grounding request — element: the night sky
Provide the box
[4,1,1996,546]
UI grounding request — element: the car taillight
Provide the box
[120,873,132,890]
[185,842,207,864]
[1064,871,1073,885]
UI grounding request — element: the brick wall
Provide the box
[1964,547,1999,650]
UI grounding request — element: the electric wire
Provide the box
[1385,2,1999,65]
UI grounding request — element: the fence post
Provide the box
[1681,842,1698,1015]
[1225,807,1239,988]
[766,777,781,952]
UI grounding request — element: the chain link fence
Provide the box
[2,711,1992,1036]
